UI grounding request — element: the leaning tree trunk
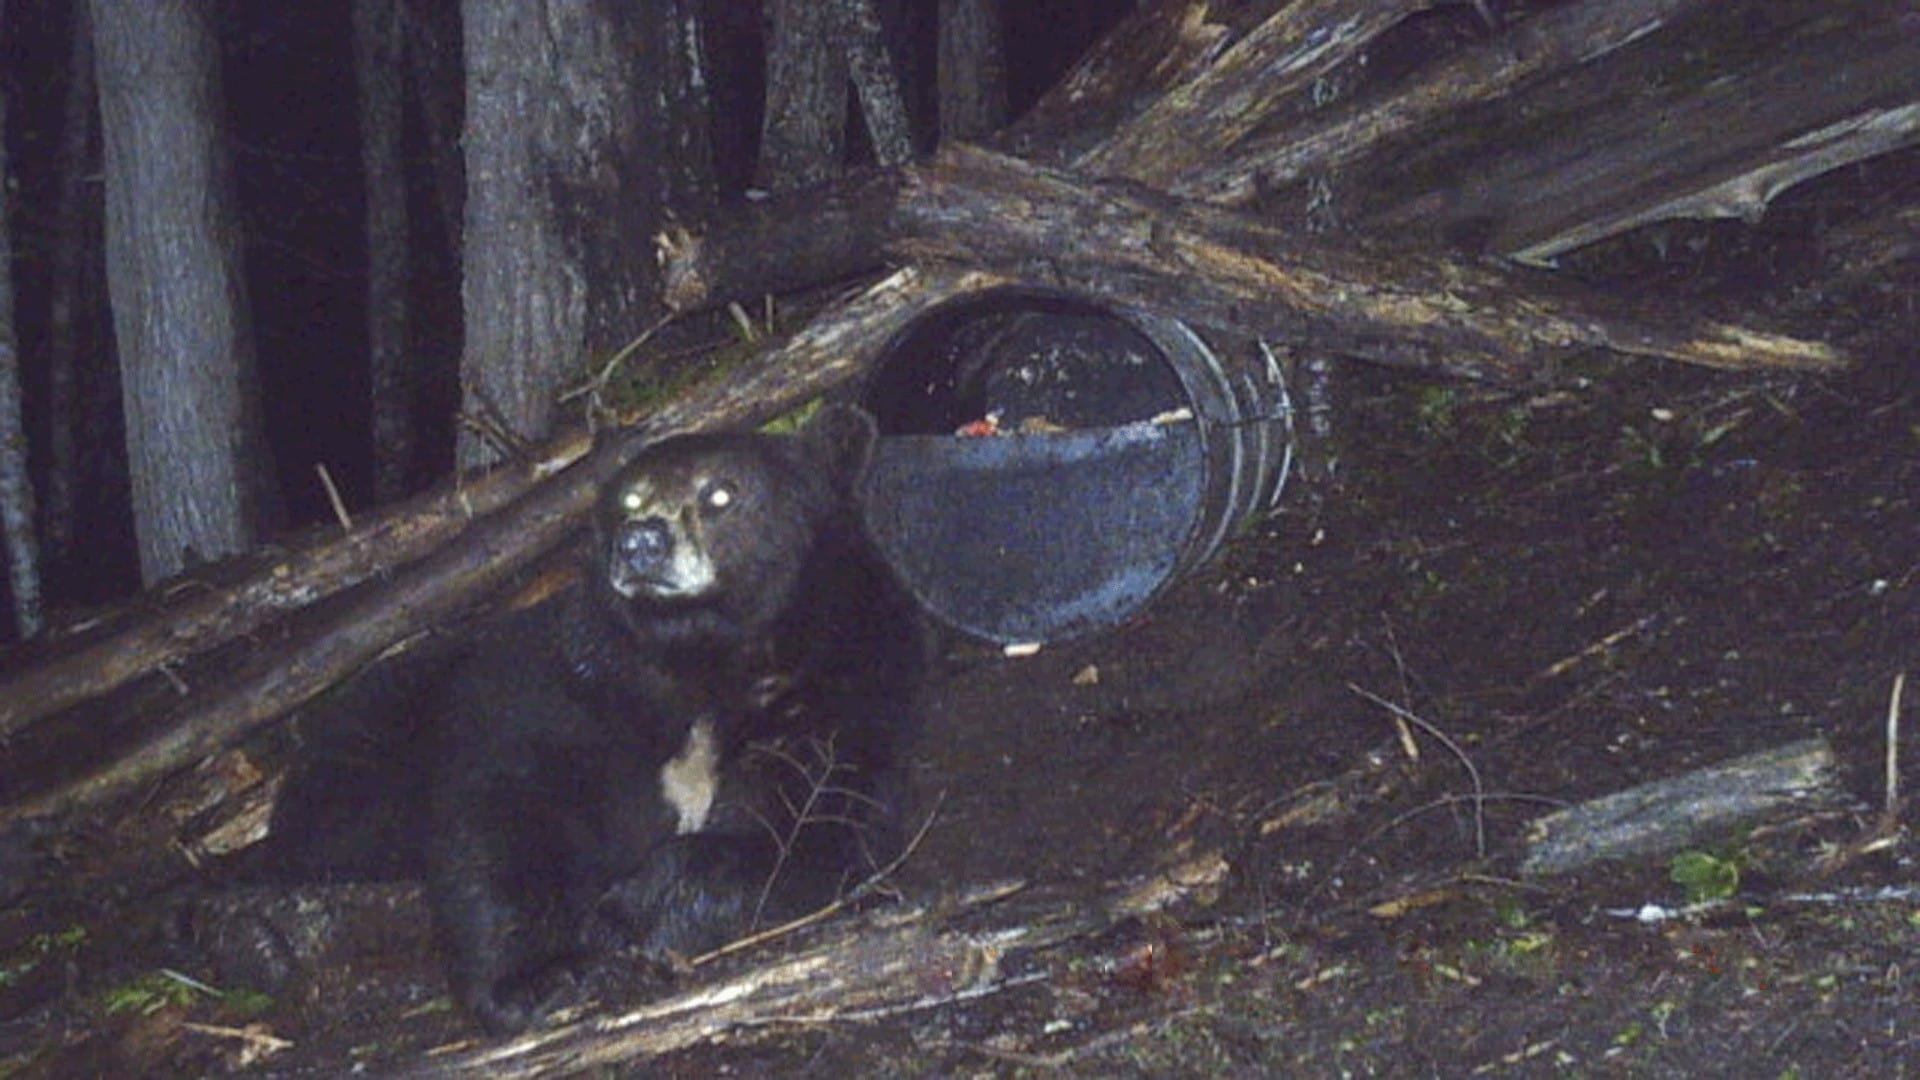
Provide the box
[91,0,275,585]
[457,0,695,469]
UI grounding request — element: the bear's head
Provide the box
[592,404,879,648]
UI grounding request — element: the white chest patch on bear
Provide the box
[660,718,719,834]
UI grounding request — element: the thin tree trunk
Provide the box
[457,0,664,469]
[43,1,96,564]
[356,0,414,503]
[0,44,44,639]
[757,0,848,192]
[929,0,1006,141]
[838,0,914,167]
[936,0,1005,142]
[660,0,718,215]
[401,0,464,258]
[91,0,274,585]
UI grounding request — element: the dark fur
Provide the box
[261,406,923,1033]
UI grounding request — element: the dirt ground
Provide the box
[3,164,1919,1076]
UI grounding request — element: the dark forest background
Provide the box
[0,1,1129,614]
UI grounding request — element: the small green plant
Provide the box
[1413,385,1461,438]
[1670,849,1741,905]
[0,925,89,988]
[758,397,824,435]
[99,969,218,1017]
[221,987,276,1017]
[1491,892,1532,930]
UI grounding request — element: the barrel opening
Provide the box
[859,289,1291,644]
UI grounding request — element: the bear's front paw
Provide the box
[464,960,592,1036]
[586,834,771,961]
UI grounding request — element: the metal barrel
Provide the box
[860,288,1293,644]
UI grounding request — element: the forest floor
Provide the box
[2,206,1918,1076]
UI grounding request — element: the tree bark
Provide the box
[1351,0,1920,262]
[659,0,718,216]
[1521,738,1843,877]
[1074,0,1436,187]
[0,69,43,639]
[757,0,848,192]
[838,0,914,167]
[936,0,1005,142]
[659,169,902,314]
[995,0,1238,165]
[401,0,465,257]
[457,0,665,469]
[1175,0,1719,205]
[355,0,414,503]
[92,0,275,585]
[42,1,97,565]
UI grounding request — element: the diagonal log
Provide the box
[1176,0,1720,204]
[1351,0,1920,261]
[893,145,1847,380]
[1074,0,1436,186]
[0,435,587,742]
[0,266,1005,831]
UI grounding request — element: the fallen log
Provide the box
[0,431,589,742]
[1177,0,1718,204]
[1073,0,1436,187]
[657,169,902,315]
[397,854,1228,1078]
[1520,737,1847,877]
[1352,0,1920,261]
[894,144,1846,380]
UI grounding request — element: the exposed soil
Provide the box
[3,172,1919,1077]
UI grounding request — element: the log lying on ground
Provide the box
[894,145,1846,380]
[1520,737,1846,877]
[0,266,1005,831]
[658,170,902,314]
[1177,0,1718,204]
[1353,0,1920,262]
[1072,0,1435,187]
[397,854,1228,1078]
[0,432,590,742]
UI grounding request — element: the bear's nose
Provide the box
[617,518,673,574]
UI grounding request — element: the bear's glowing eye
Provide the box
[621,490,646,513]
[702,482,736,512]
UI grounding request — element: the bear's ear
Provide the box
[797,402,879,488]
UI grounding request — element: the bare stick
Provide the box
[315,464,354,532]
[1888,671,1906,817]
[691,790,948,968]
[1349,682,1488,856]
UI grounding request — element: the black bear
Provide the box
[259,404,925,1033]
